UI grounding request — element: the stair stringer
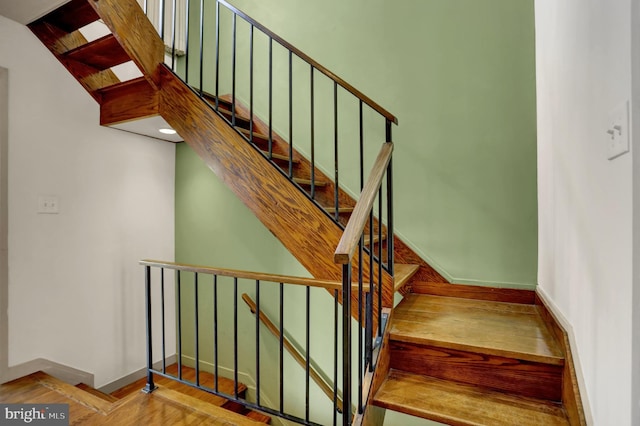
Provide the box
[158,66,394,303]
[72,0,394,306]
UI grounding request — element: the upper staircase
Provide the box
[22,0,586,425]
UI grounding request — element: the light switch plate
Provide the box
[37,196,59,214]
[607,101,630,160]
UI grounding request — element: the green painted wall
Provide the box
[178,0,538,288]
[175,0,536,423]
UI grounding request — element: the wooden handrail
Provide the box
[139,260,370,292]
[242,294,345,413]
[217,0,397,125]
[334,142,394,264]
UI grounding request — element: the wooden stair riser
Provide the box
[389,340,563,401]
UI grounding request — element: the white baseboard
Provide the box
[98,355,177,394]
[0,358,94,386]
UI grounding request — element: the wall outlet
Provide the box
[37,195,59,214]
[607,101,630,160]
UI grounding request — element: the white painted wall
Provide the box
[0,15,175,387]
[535,0,634,424]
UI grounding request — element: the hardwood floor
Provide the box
[0,371,265,425]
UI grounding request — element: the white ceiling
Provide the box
[0,0,69,25]
[0,0,183,143]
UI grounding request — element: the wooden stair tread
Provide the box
[34,0,100,33]
[97,76,149,96]
[324,206,355,214]
[76,382,119,403]
[393,264,420,292]
[111,364,245,407]
[259,150,299,164]
[152,386,264,425]
[64,34,130,71]
[373,370,569,426]
[293,177,327,187]
[390,294,564,365]
[217,107,251,127]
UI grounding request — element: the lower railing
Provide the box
[140,259,383,425]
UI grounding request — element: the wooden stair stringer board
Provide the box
[86,0,164,88]
[215,94,446,298]
[158,66,393,312]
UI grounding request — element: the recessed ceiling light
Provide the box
[159,128,177,135]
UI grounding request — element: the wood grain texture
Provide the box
[99,77,159,125]
[410,280,536,304]
[393,264,419,292]
[389,340,563,401]
[535,294,587,426]
[242,293,344,413]
[28,20,120,102]
[390,294,564,365]
[65,34,130,71]
[335,143,393,265]
[76,383,119,403]
[373,370,569,426]
[88,0,164,87]
[158,67,386,320]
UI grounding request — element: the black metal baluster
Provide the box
[177,270,182,380]
[194,272,200,386]
[305,286,310,422]
[198,0,204,96]
[143,266,156,393]
[184,0,190,84]
[342,264,352,426]
[377,188,383,356]
[288,51,294,178]
[249,25,254,143]
[231,13,237,126]
[358,238,364,412]
[268,38,273,158]
[144,0,148,16]
[213,275,219,392]
[333,288,339,425]
[255,280,261,406]
[279,282,284,413]
[334,82,339,221]
[359,101,364,191]
[170,0,177,70]
[310,66,316,199]
[214,0,220,109]
[234,277,239,398]
[387,155,394,275]
[161,268,166,373]
[367,213,374,372]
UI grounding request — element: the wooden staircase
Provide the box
[363,293,585,425]
[23,0,587,425]
[0,368,269,425]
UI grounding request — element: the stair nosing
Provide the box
[373,369,569,426]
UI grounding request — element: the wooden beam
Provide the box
[87,0,164,87]
[99,77,159,125]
